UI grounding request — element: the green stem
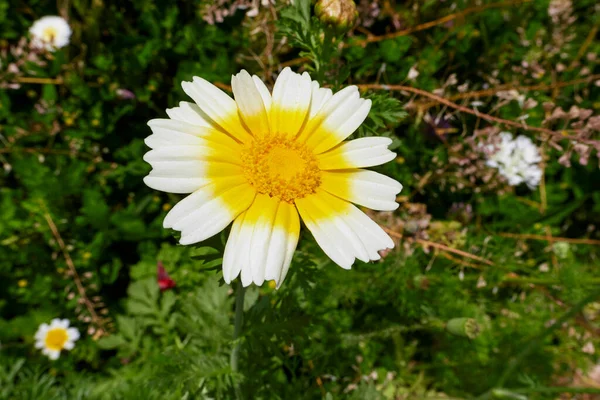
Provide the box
[495,287,600,388]
[231,283,246,399]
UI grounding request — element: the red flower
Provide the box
[157,261,176,291]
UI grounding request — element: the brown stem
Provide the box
[351,0,533,46]
[417,74,600,110]
[357,83,595,145]
[383,227,495,265]
[497,232,600,246]
[39,202,107,339]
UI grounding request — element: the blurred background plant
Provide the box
[1,0,600,398]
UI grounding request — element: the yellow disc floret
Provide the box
[42,28,58,43]
[242,135,321,203]
[45,328,69,351]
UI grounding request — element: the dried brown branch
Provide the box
[497,232,600,246]
[417,74,600,110]
[416,238,495,266]
[568,25,599,71]
[357,83,596,145]
[383,227,495,266]
[39,202,108,339]
[351,0,533,46]
[14,76,63,85]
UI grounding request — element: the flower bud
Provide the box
[446,318,480,339]
[314,0,358,32]
[412,274,430,290]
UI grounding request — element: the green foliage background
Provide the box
[1,0,599,399]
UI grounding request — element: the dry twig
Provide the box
[351,0,532,46]
[357,83,596,145]
[39,202,108,339]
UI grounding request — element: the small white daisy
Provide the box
[29,16,72,51]
[143,68,403,288]
[34,319,80,360]
[485,132,542,189]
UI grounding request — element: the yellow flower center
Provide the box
[241,135,321,203]
[42,27,57,43]
[45,328,68,351]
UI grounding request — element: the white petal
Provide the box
[252,75,272,112]
[313,98,372,153]
[347,206,394,259]
[163,180,256,246]
[181,77,253,143]
[166,101,213,127]
[295,200,355,269]
[231,70,270,136]
[222,213,246,284]
[35,323,50,339]
[309,81,333,119]
[296,190,394,268]
[270,67,312,138]
[321,170,402,211]
[222,195,300,287]
[146,119,240,149]
[35,340,45,349]
[296,191,369,268]
[143,177,208,194]
[317,137,396,169]
[63,341,75,350]
[268,203,300,288]
[67,327,80,341]
[47,349,60,360]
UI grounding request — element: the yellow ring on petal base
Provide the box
[45,328,68,351]
[241,136,321,203]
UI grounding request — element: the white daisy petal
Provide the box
[166,101,213,127]
[222,212,246,284]
[181,77,253,143]
[296,190,394,268]
[63,341,75,350]
[295,199,355,269]
[222,195,300,287]
[252,75,272,112]
[146,119,240,149]
[48,350,60,360]
[67,327,80,342]
[309,81,333,119]
[342,204,395,260]
[300,86,372,153]
[321,170,402,211]
[163,179,256,245]
[270,67,312,138]
[35,323,50,340]
[232,70,270,136]
[317,137,396,169]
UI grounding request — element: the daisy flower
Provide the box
[34,319,80,360]
[485,132,542,189]
[143,68,402,288]
[29,16,72,51]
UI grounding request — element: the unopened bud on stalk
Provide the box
[446,318,481,339]
[314,0,358,32]
[412,274,430,290]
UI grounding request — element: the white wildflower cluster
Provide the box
[485,132,543,189]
